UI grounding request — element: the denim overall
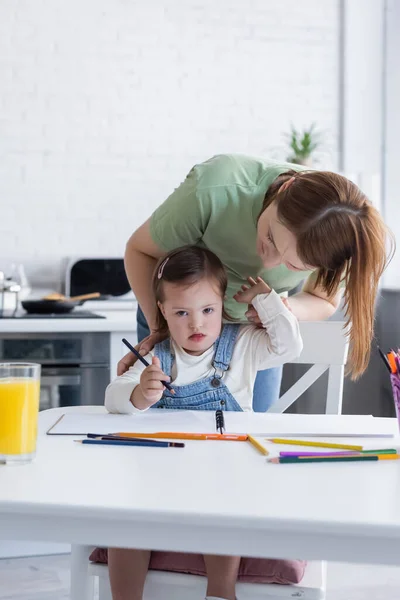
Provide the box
[153,324,243,412]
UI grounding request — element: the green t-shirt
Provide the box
[149,154,315,321]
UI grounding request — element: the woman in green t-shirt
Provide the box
[120,154,393,411]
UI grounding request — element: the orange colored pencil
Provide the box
[387,352,397,374]
[114,432,248,441]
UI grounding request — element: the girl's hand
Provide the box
[139,356,170,404]
[280,297,293,312]
[245,296,293,326]
[245,305,263,327]
[117,331,168,376]
[233,276,271,304]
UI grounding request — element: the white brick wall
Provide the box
[0,0,340,287]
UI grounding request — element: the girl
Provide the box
[105,245,303,600]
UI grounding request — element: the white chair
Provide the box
[87,556,326,600]
[269,321,349,415]
[70,320,348,600]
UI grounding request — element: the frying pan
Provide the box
[21,293,101,315]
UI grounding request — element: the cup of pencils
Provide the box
[378,347,400,431]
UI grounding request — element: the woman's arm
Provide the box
[117,221,167,375]
[245,273,343,324]
[287,275,343,321]
[125,219,166,331]
[120,168,212,374]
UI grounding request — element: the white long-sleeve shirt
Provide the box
[105,290,303,414]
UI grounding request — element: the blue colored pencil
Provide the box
[86,433,167,444]
[122,337,174,392]
[75,439,184,448]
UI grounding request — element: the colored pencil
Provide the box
[267,438,364,451]
[215,409,225,434]
[387,352,398,375]
[269,455,400,464]
[122,337,174,393]
[75,439,184,448]
[247,435,269,456]
[377,345,391,373]
[279,449,397,457]
[87,434,184,447]
[114,431,248,441]
[362,448,398,454]
[87,433,159,442]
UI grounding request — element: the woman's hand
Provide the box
[233,276,271,304]
[233,276,270,327]
[117,331,168,375]
[233,276,292,327]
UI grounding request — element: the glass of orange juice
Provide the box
[0,363,41,465]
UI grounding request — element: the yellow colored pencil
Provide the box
[248,435,269,456]
[266,438,364,451]
[371,454,400,461]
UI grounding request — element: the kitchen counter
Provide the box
[0,300,138,334]
[0,310,137,333]
[0,301,139,382]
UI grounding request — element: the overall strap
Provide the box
[212,324,241,372]
[154,337,173,376]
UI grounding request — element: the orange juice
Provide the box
[0,378,40,456]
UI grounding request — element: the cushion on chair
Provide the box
[89,548,306,585]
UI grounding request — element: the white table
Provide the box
[1,406,400,571]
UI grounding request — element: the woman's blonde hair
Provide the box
[263,170,394,379]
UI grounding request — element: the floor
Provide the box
[0,554,399,600]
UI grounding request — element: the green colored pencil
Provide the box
[269,455,379,464]
[362,449,397,454]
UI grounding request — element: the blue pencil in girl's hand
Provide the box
[122,338,174,393]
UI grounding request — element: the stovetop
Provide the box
[0,310,106,319]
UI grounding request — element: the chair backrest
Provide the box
[268,321,349,415]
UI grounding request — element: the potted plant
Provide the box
[284,123,322,167]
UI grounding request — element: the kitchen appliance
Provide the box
[0,272,20,313]
[0,332,110,410]
[0,310,105,319]
[65,257,134,298]
[21,292,101,314]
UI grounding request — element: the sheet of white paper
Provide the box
[47,410,396,438]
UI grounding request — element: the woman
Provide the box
[119,154,392,411]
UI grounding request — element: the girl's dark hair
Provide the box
[152,246,233,335]
[261,170,394,379]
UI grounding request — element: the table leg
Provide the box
[70,544,95,600]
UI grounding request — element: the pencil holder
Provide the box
[390,374,400,431]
